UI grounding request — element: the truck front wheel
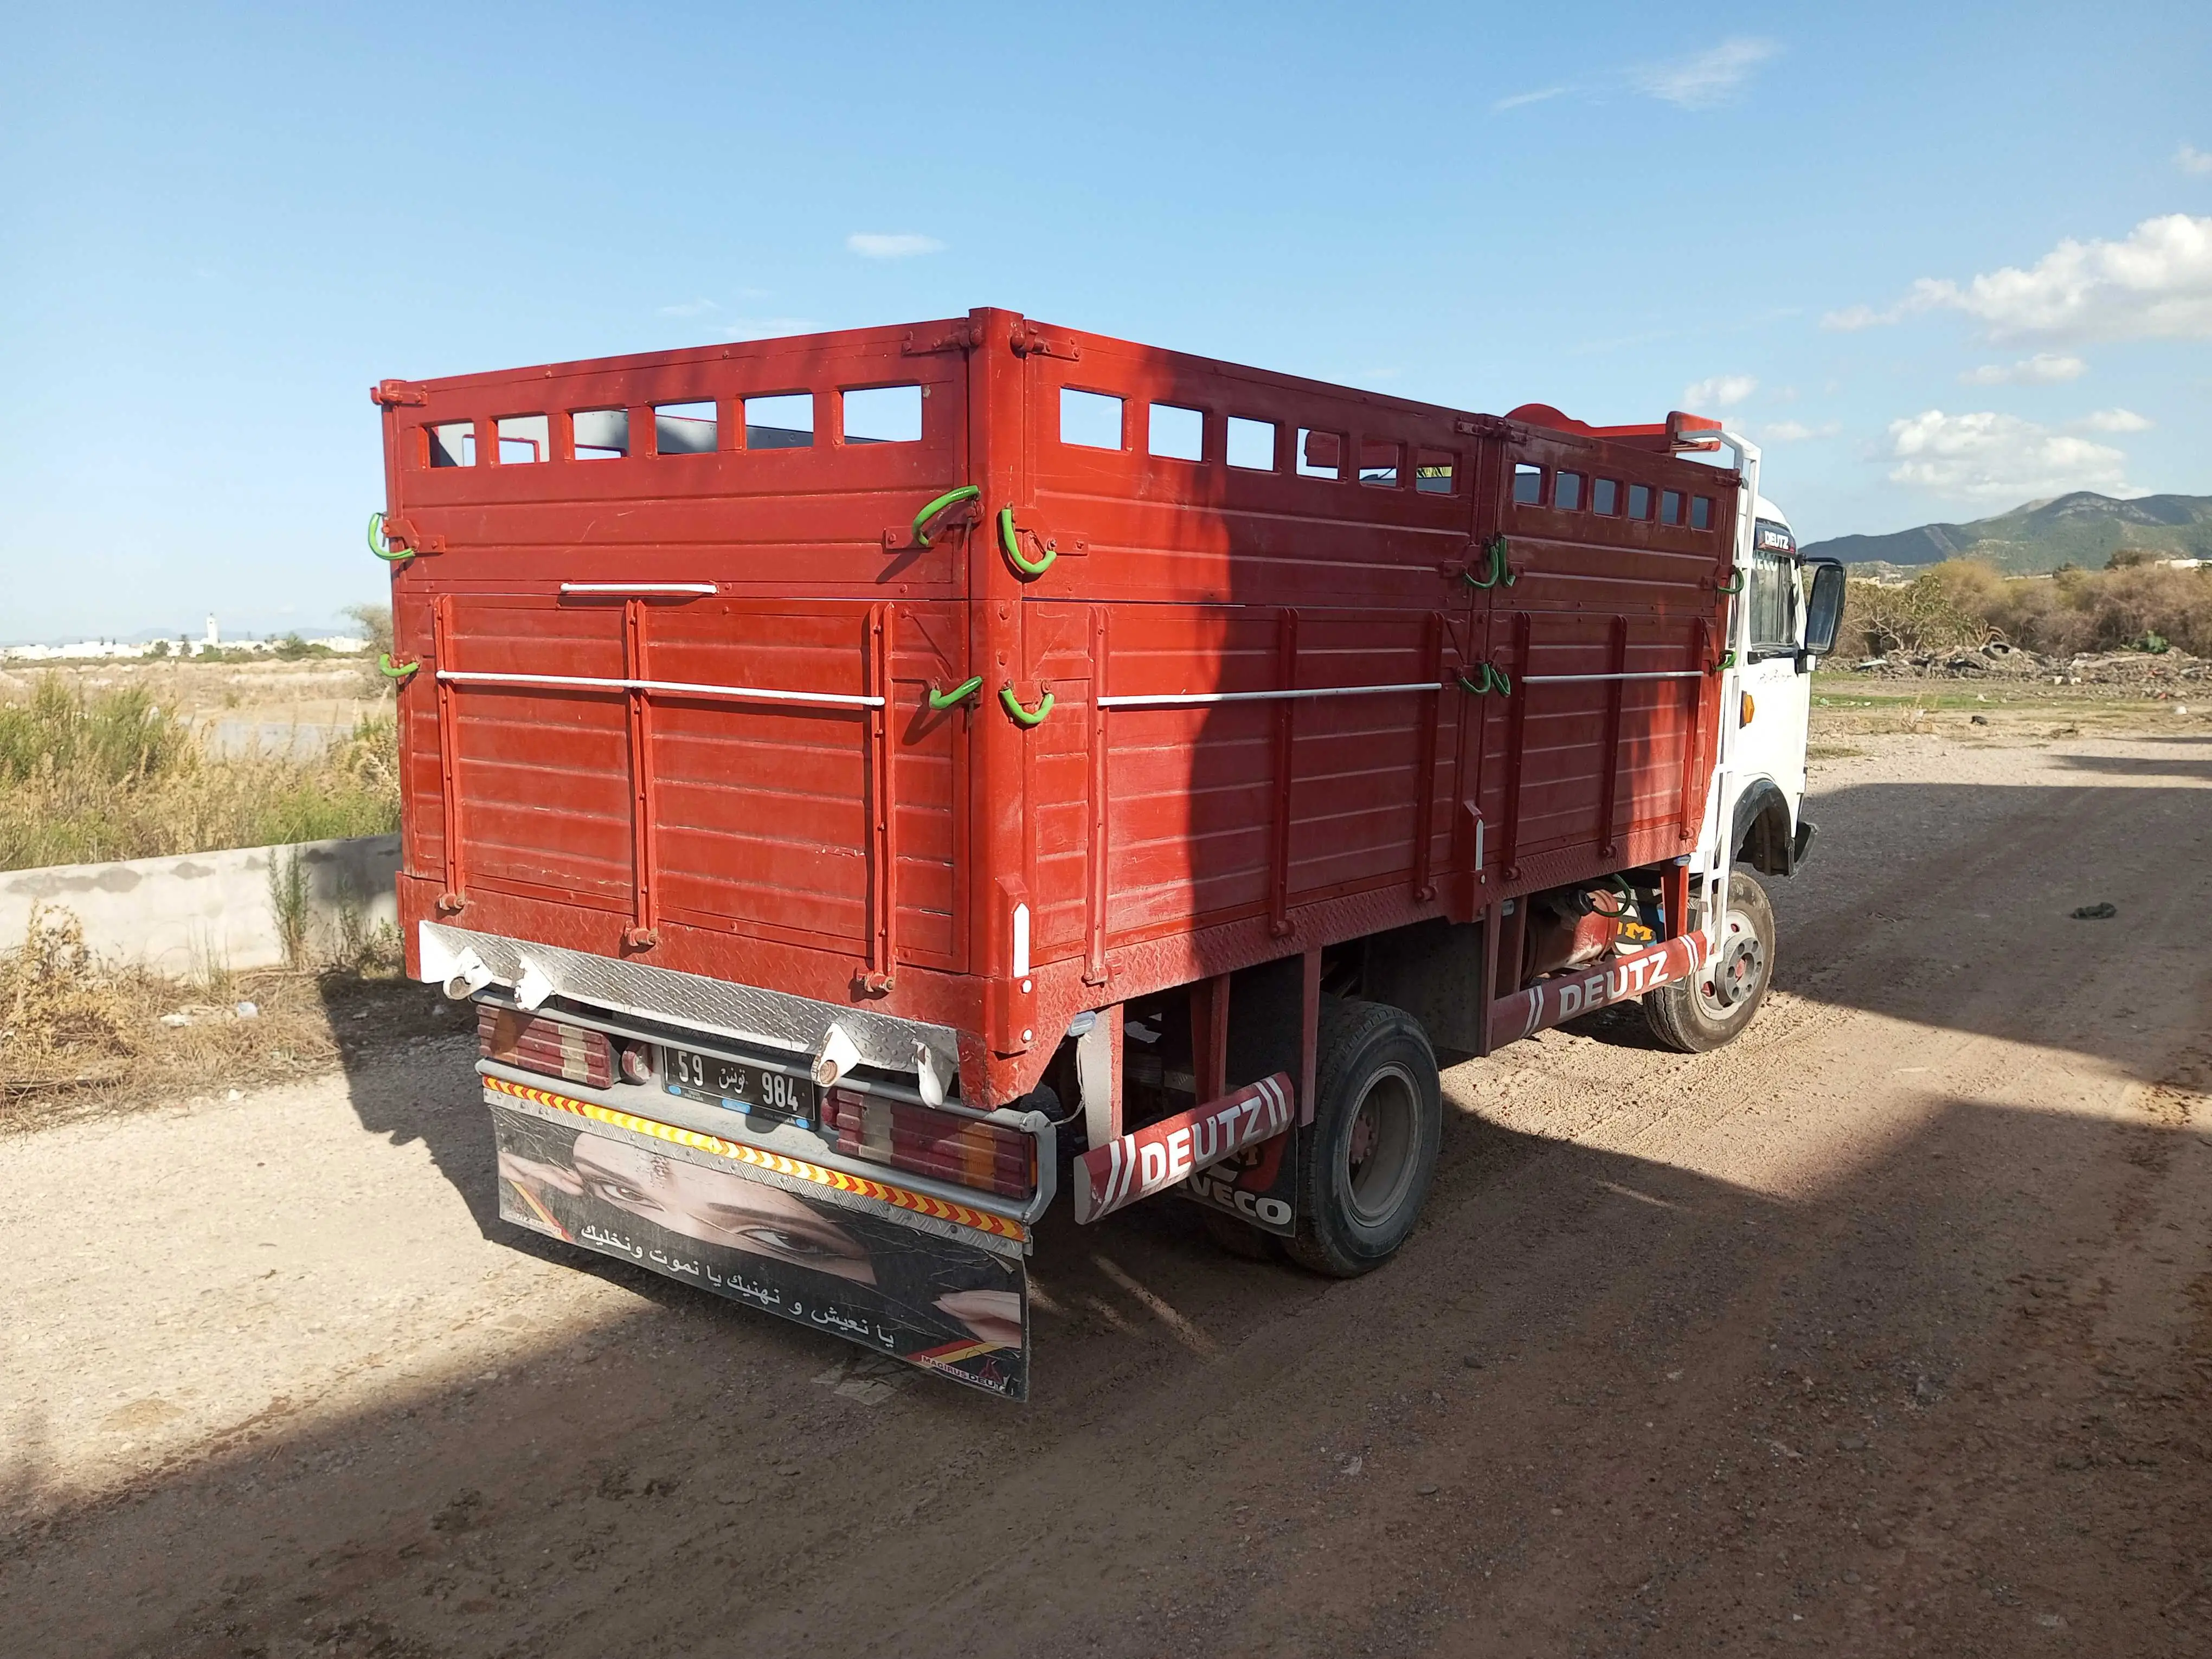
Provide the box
[1644,869,1776,1053]
[1286,999,1442,1278]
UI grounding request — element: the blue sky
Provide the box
[2,2,2208,642]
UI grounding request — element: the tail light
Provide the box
[826,1088,1036,1199]
[478,1007,613,1089]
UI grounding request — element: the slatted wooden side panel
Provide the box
[1090,606,1281,946]
[1285,610,1446,903]
[442,598,633,908]
[1478,614,1708,863]
[421,597,964,968]
[646,604,875,951]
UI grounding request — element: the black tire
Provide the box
[1285,999,1442,1278]
[1197,1205,1282,1261]
[1644,869,1776,1054]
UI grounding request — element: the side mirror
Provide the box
[1802,559,1846,658]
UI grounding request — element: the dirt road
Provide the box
[4,730,2209,1657]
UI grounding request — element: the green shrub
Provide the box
[0,681,400,872]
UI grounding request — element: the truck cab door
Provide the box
[1728,521,1811,819]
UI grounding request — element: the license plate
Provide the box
[666,1047,817,1126]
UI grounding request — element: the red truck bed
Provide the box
[375,307,1737,1114]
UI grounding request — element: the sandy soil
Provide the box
[2,728,2209,1658]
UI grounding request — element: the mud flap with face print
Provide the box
[487,1093,1030,1400]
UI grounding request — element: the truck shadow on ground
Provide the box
[5,1073,2207,1659]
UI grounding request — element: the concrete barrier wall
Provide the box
[0,835,401,976]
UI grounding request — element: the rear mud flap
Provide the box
[489,1098,1029,1399]
[1180,1127,1298,1237]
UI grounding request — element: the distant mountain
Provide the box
[1800,492,2212,575]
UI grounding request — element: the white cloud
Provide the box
[1959,352,2086,385]
[1683,374,1758,409]
[2178,144,2212,176]
[846,233,946,260]
[1886,409,2129,502]
[2076,407,2153,433]
[1631,38,1780,109]
[1819,302,1896,331]
[1830,214,2212,342]
[1493,85,1570,112]
[1760,420,1841,442]
[659,299,718,318]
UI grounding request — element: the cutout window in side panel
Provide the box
[745,393,813,449]
[655,401,718,456]
[496,415,548,464]
[843,384,922,444]
[1691,495,1714,530]
[572,409,628,460]
[1660,488,1683,525]
[1592,478,1620,516]
[1226,415,1277,471]
[1628,483,1653,520]
[1148,402,1203,461]
[1297,428,1343,479]
[1060,388,1124,449]
[1416,449,1457,494]
[1358,439,1402,487]
[428,422,475,467]
[1554,470,1583,511]
[1512,462,1544,504]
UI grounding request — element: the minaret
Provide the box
[204,614,220,650]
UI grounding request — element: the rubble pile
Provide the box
[1848,640,2207,693]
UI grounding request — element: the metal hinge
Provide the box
[903,320,979,356]
[1008,322,1081,362]
[371,379,429,408]
[1454,415,1518,440]
[380,515,447,556]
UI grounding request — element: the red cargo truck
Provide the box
[371,308,1844,1398]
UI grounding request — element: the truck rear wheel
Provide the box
[1285,999,1442,1278]
[1644,869,1776,1053]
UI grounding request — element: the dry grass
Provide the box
[0,905,462,1133]
[1846,560,2212,660]
[0,676,400,872]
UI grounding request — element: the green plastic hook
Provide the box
[999,505,1056,578]
[378,653,420,681]
[1000,683,1054,727]
[1716,568,1745,595]
[1463,534,1516,590]
[928,674,984,710]
[368,511,411,563]
[1456,662,1512,696]
[1712,648,1738,673]
[911,485,981,549]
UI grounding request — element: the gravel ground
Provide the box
[1,726,2208,1657]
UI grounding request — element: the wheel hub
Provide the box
[1706,925,1765,1009]
[1342,1064,1420,1229]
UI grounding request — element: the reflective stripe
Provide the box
[484,1074,1027,1243]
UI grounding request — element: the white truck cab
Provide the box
[1643,443,1845,1053]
